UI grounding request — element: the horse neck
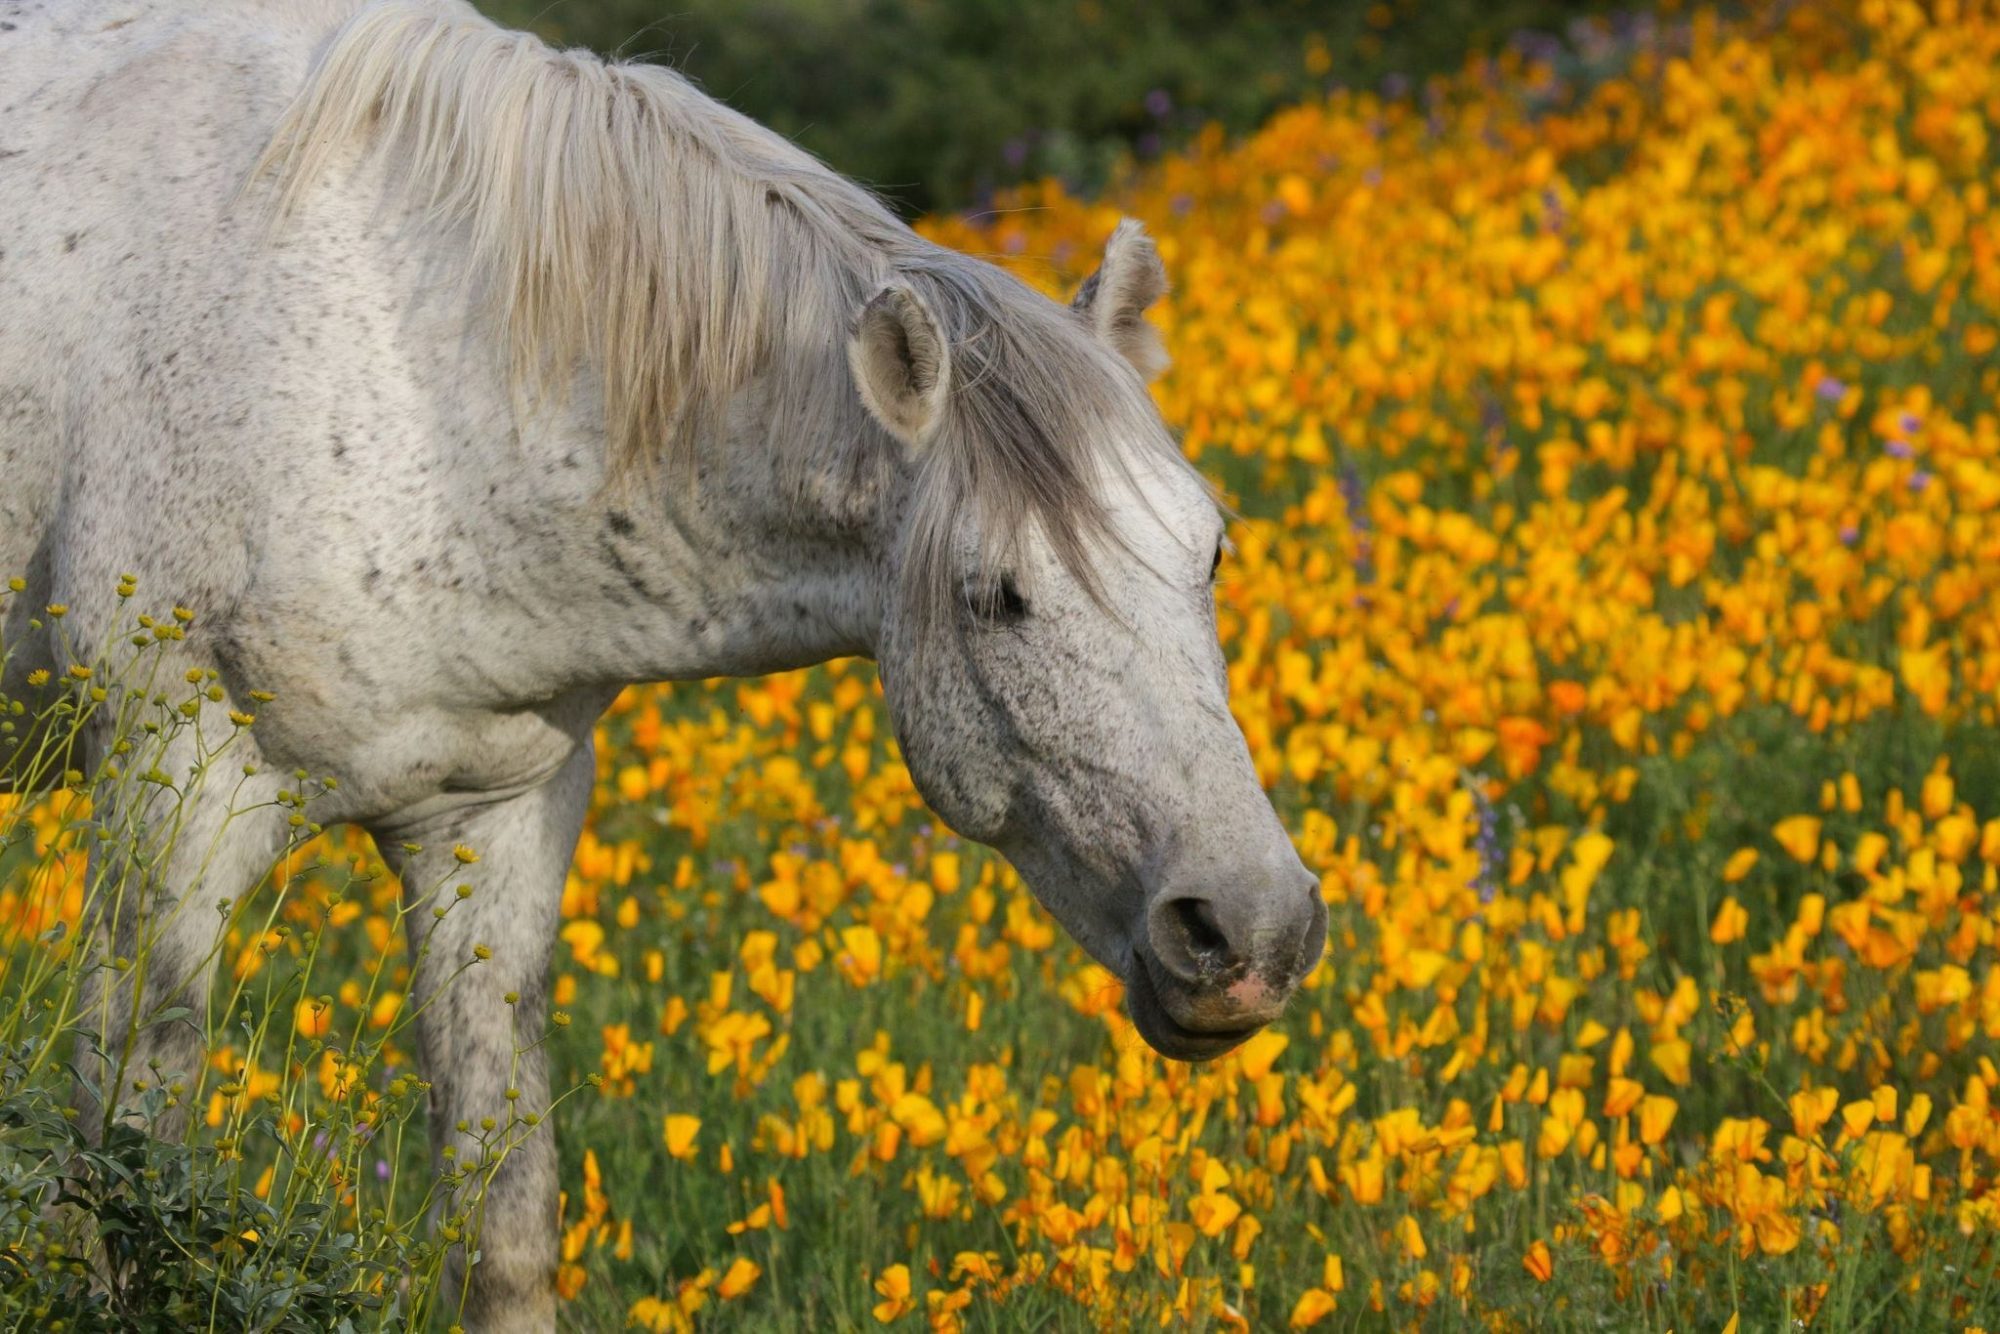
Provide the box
[461,367,895,696]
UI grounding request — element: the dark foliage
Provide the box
[476,0,1627,213]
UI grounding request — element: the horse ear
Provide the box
[1072,218,1169,380]
[849,282,951,448]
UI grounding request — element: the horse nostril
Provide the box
[1296,889,1329,978]
[1176,898,1229,955]
[1159,895,1235,973]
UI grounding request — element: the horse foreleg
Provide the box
[375,745,591,1334]
[77,738,288,1139]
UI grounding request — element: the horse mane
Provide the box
[252,1,1193,629]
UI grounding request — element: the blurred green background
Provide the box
[474,0,1634,215]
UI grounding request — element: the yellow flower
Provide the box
[837,925,882,985]
[1638,1096,1679,1146]
[1710,896,1749,945]
[293,998,331,1039]
[1289,1289,1338,1327]
[716,1257,761,1300]
[1773,816,1822,863]
[1603,1077,1645,1119]
[888,1092,946,1147]
[1790,1087,1839,1140]
[1649,1038,1691,1086]
[1921,771,1954,820]
[1236,1029,1289,1081]
[663,1114,701,1160]
[871,1264,915,1323]
[1190,1192,1243,1238]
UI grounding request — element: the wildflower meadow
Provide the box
[7,0,2000,1328]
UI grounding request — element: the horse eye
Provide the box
[1210,545,1223,580]
[965,574,1028,624]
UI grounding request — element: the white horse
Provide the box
[0,1,1326,1326]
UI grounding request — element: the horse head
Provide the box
[854,223,1327,1060]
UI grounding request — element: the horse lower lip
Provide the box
[1127,955,1264,1059]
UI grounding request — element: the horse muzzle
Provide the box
[1124,865,1328,1061]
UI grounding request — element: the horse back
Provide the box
[0,0,367,766]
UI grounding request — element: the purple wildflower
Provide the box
[1510,30,1566,64]
[1465,773,1502,903]
[1885,439,1914,459]
[1144,88,1172,119]
[1338,455,1375,586]
[1479,391,1511,449]
[1815,376,1846,402]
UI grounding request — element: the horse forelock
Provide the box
[892,261,1204,646]
[251,0,1201,637]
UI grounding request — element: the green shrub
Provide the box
[0,580,539,1331]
